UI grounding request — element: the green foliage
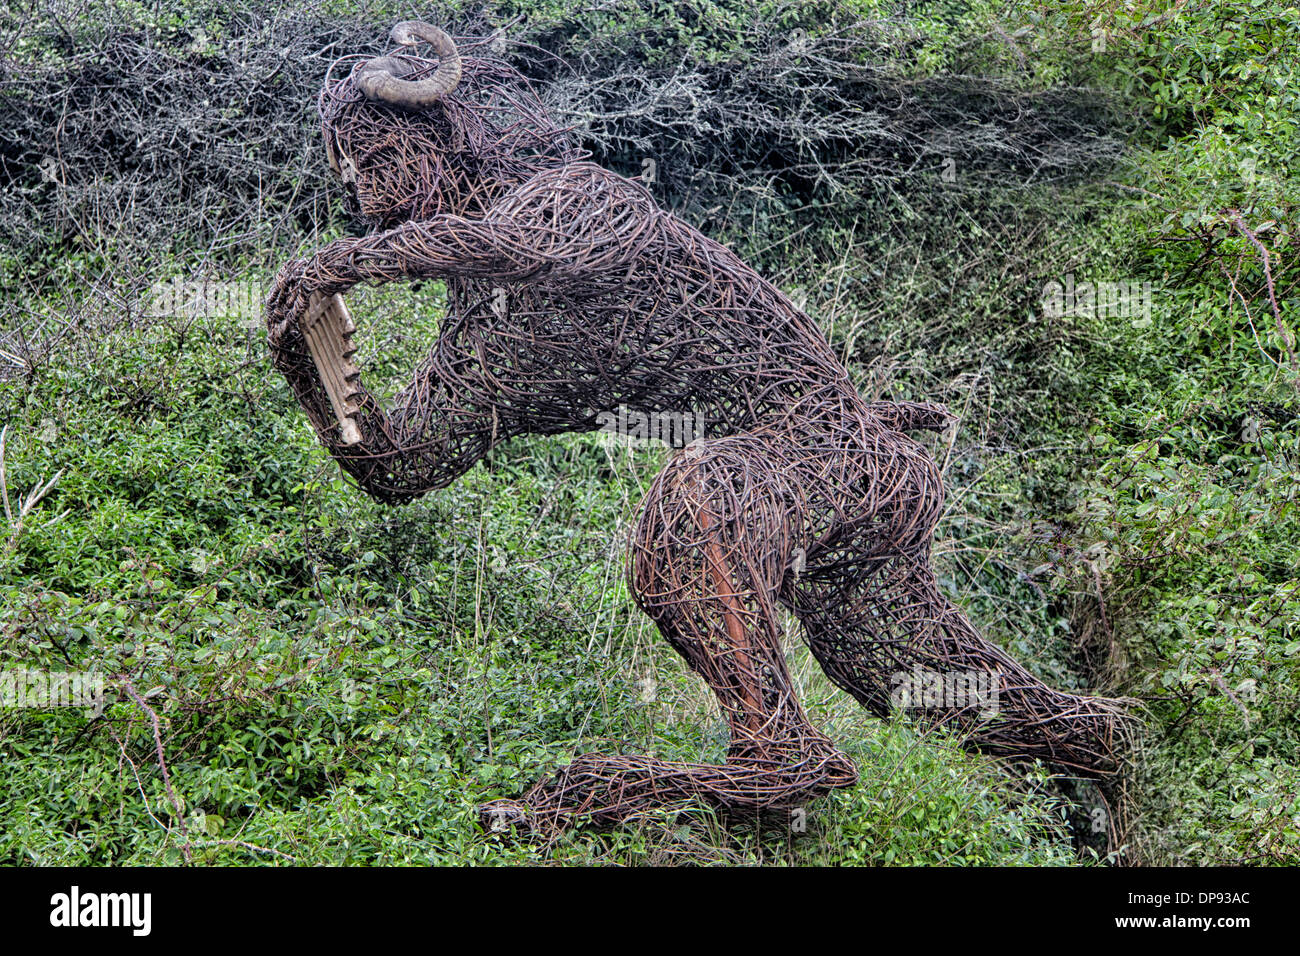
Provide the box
[1047,0,1300,863]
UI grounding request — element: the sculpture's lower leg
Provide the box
[482,441,855,835]
[793,553,1130,774]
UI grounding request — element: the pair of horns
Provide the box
[353,21,462,110]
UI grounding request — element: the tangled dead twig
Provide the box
[0,424,69,555]
[0,1,1123,268]
[1223,208,1299,384]
[119,678,192,864]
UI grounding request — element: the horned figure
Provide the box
[267,22,1130,834]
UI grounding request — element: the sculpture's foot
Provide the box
[961,690,1138,776]
[483,745,858,836]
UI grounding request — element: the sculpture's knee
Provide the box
[895,450,945,546]
[629,440,802,613]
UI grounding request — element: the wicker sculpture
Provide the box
[266,22,1129,835]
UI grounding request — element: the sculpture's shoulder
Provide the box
[533,160,656,201]
[488,162,662,237]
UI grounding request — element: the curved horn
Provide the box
[353,22,461,110]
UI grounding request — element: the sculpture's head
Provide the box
[318,21,579,230]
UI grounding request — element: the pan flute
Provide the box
[301,292,364,446]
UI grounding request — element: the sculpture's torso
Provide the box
[403,164,870,439]
[367,162,938,551]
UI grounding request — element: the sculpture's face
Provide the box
[318,32,572,232]
[322,101,476,230]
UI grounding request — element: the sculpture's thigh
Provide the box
[625,437,825,755]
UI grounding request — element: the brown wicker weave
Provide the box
[266,22,1130,836]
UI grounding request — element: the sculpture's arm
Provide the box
[268,216,589,335]
[266,167,656,504]
[265,291,498,504]
[268,164,655,337]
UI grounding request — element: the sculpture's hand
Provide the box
[266,256,311,350]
